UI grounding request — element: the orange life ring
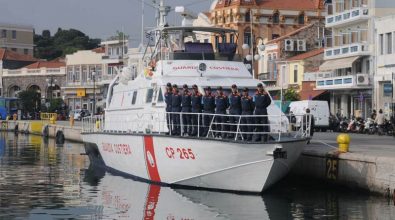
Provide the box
[149,59,156,68]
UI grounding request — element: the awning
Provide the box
[319,56,360,71]
[299,90,327,100]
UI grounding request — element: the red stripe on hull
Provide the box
[144,136,161,182]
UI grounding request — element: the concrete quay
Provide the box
[291,132,395,197]
[1,120,394,196]
[0,120,82,142]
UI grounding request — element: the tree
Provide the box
[17,90,41,113]
[48,98,65,113]
[107,30,129,41]
[42,30,51,38]
[34,28,100,60]
[283,88,300,101]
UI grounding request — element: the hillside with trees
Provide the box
[34,28,100,60]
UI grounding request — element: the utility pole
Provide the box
[92,69,96,115]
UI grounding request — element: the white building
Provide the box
[317,0,395,119]
[63,50,105,113]
[375,14,395,118]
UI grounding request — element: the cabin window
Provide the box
[157,88,164,103]
[146,89,154,103]
[132,91,137,105]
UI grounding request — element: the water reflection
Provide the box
[0,132,394,219]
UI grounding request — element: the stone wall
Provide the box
[3,74,66,97]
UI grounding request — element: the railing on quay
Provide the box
[82,112,312,143]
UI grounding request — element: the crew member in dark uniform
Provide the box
[228,84,241,138]
[215,86,228,138]
[253,83,271,142]
[171,85,182,135]
[191,84,202,136]
[181,84,192,136]
[164,83,173,133]
[241,87,254,141]
[202,87,215,137]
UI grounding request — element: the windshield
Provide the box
[152,29,241,62]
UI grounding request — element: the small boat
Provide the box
[82,1,311,193]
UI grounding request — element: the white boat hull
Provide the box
[83,133,306,192]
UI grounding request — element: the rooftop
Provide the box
[92,47,105,53]
[24,61,65,69]
[214,0,325,10]
[286,48,324,61]
[0,49,37,62]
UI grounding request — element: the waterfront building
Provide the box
[375,14,395,118]
[1,60,65,108]
[317,0,395,119]
[100,39,128,101]
[0,23,34,56]
[257,22,326,94]
[209,0,326,77]
[0,48,38,96]
[282,48,327,100]
[63,49,105,113]
[63,40,153,113]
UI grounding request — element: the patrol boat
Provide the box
[81,1,311,193]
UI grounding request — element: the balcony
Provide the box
[324,43,370,60]
[3,67,65,76]
[316,74,371,90]
[102,54,126,64]
[326,7,369,28]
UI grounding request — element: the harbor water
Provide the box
[0,132,394,219]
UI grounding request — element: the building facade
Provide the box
[0,49,38,95]
[257,22,325,93]
[0,23,34,56]
[100,40,128,100]
[63,50,105,113]
[209,0,326,77]
[317,0,395,119]
[375,15,395,118]
[2,60,65,113]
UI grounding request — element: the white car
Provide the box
[72,109,91,121]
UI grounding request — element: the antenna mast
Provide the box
[141,0,144,46]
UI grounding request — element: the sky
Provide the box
[0,0,213,44]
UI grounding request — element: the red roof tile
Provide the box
[286,48,324,61]
[0,48,37,62]
[24,61,65,69]
[300,89,326,100]
[258,0,324,10]
[215,0,324,10]
[92,47,105,53]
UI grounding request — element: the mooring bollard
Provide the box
[70,117,74,127]
[50,115,57,124]
[337,133,350,153]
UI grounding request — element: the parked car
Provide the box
[72,109,90,121]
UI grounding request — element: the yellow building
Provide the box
[279,48,324,91]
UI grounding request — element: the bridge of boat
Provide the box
[82,112,312,143]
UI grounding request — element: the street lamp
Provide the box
[92,69,96,115]
[46,75,57,111]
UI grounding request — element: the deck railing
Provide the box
[82,112,312,142]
